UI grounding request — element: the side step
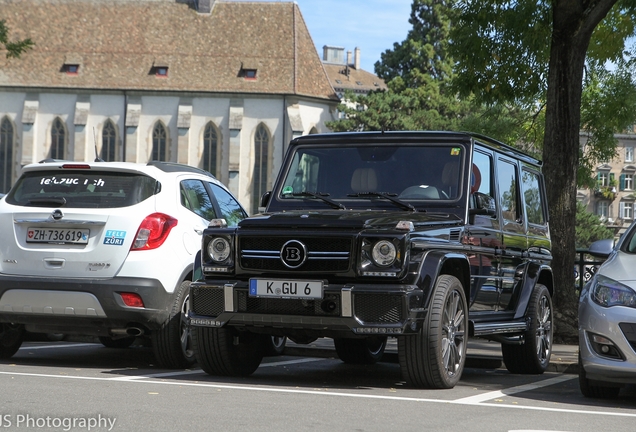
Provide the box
[471,321,528,337]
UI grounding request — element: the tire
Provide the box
[152,280,196,369]
[399,275,468,389]
[265,336,287,356]
[0,323,24,359]
[502,284,552,374]
[99,336,136,349]
[193,326,265,377]
[578,354,620,399]
[334,336,387,364]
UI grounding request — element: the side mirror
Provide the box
[588,238,614,258]
[469,192,496,218]
[260,191,272,208]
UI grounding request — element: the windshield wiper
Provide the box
[27,197,67,207]
[347,192,420,212]
[290,191,346,210]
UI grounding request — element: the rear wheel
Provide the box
[334,336,387,364]
[193,326,265,376]
[99,336,136,349]
[152,281,196,369]
[265,336,287,356]
[502,284,552,374]
[578,354,621,398]
[0,323,24,359]
[399,275,467,389]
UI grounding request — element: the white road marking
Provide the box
[453,375,576,404]
[18,343,98,350]
[0,369,634,418]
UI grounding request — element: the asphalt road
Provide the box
[0,339,635,432]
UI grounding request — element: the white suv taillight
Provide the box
[131,213,178,251]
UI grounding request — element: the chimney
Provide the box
[354,47,360,70]
[197,0,214,14]
[347,51,352,66]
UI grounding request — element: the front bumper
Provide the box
[579,292,636,384]
[188,279,427,338]
[0,274,174,336]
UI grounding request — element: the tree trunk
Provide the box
[542,0,617,343]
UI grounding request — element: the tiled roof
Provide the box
[0,0,338,101]
[323,63,387,94]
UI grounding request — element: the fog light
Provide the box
[120,292,144,308]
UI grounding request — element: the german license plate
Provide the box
[249,279,323,299]
[27,227,90,244]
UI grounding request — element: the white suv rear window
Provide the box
[6,170,157,208]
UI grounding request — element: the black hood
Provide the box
[238,210,462,230]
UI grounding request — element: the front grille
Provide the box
[192,287,224,317]
[619,322,636,353]
[239,236,352,272]
[354,293,403,324]
[237,291,341,317]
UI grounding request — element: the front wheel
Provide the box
[193,326,265,377]
[399,274,468,389]
[152,281,196,369]
[502,284,552,374]
[334,336,387,364]
[0,323,24,359]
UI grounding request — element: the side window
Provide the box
[209,182,247,227]
[521,169,545,225]
[472,151,493,197]
[497,159,520,223]
[180,179,217,220]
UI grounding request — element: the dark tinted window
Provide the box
[521,169,545,225]
[6,170,157,208]
[209,182,247,227]
[497,159,520,222]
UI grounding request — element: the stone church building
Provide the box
[0,0,340,213]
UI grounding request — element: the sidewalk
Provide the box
[284,337,580,374]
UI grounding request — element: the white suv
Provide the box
[0,160,247,368]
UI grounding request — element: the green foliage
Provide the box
[575,201,614,248]
[579,56,636,187]
[0,19,34,59]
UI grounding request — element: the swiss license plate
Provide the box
[27,227,90,244]
[249,279,323,299]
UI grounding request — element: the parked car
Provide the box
[579,233,636,398]
[0,160,247,368]
[189,131,554,389]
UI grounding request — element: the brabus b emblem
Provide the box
[281,240,307,269]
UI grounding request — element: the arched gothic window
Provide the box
[152,122,168,161]
[0,117,14,193]
[101,119,117,161]
[50,117,66,160]
[251,123,270,213]
[203,122,218,177]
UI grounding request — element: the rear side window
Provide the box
[6,170,157,208]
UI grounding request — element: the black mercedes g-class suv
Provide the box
[189,131,553,389]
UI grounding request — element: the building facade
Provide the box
[0,0,339,213]
[578,132,636,236]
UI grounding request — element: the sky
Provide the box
[236,0,414,73]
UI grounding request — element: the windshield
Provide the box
[276,144,466,209]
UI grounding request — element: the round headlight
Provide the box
[208,237,231,262]
[372,240,396,267]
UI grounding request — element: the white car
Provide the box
[0,160,247,368]
[579,233,636,398]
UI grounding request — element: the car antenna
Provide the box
[93,127,104,162]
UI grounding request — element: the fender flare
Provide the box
[513,261,553,320]
[415,250,471,309]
